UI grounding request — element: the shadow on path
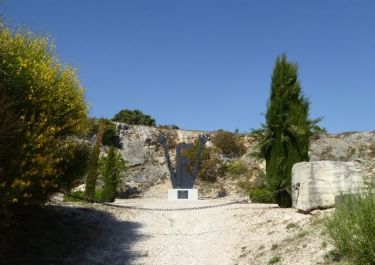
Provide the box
[0,204,146,265]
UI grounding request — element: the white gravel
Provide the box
[79,198,332,265]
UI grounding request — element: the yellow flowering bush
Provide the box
[0,25,89,207]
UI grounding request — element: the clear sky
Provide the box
[3,1,375,133]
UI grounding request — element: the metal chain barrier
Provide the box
[60,191,249,212]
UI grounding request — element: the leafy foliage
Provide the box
[325,193,375,265]
[182,141,225,182]
[227,160,249,176]
[112,109,156,126]
[255,54,320,207]
[158,124,179,130]
[89,118,121,148]
[0,87,21,160]
[100,147,127,202]
[249,188,274,203]
[0,26,88,207]
[212,130,246,158]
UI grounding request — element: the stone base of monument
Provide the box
[168,189,198,200]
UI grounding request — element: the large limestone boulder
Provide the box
[292,161,369,212]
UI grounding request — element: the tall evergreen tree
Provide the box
[257,54,320,207]
[101,147,127,202]
[85,121,104,200]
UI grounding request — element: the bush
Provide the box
[100,147,127,202]
[212,130,245,158]
[227,160,248,176]
[112,109,156,126]
[182,142,224,182]
[158,124,179,129]
[55,139,90,191]
[63,190,103,202]
[324,193,375,265]
[0,88,21,160]
[88,118,121,148]
[0,26,89,207]
[249,188,275,203]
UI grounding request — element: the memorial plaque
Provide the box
[177,190,189,199]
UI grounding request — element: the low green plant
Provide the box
[212,130,246,158]
[285,222,298,230]
[268,256,281,264]
[182,143,225,182]
[63,190,104,202]
[325,193,375,265]
[249,188,274,203]
[227,160,248,176]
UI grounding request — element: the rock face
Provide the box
[111,123,374,198]
[291,161,371,212]
[310,132,375,162]
[115,123,209,196]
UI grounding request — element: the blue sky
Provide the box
[3,1,375,133]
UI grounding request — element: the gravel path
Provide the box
[80,198,331,265]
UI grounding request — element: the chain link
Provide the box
[61,191,249,212]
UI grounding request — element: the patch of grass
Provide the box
[268,256,281,264]
[324,193,375,265]
[286,222,298,229]
[323,249,342,262]
[249,188,275,203]
[63,190,104,202]
[321,241,327,248]
[227,160,248,176]
[296,230,308,238]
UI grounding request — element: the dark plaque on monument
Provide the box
[177,190,189,199]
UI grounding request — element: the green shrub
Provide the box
[0,26,88,207]
[55,139,90,191]
[89,118,121,148]
[158,124,179,129]
[268,256,281,264]
[100,147,127,202]
[212,130,246,158]
[112,109,156,126]
[249,188,275,203]
[63,190,104,202]
[227,160,248,176]
[324,193,375,265]
[182,142,224,182]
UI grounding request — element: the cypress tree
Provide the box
[85,121,104,200]
[101,147,127,202]
[258,54,319,207]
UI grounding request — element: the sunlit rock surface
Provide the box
[292,161,371,212]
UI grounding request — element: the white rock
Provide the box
[292,161,369,212]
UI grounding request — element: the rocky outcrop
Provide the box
[310,131,375,162]
[112,123,374,198]
[291,161,372,212]
[115,124,210,196]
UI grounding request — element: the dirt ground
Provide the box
[57,198,334,265]
[2,195,336,265]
